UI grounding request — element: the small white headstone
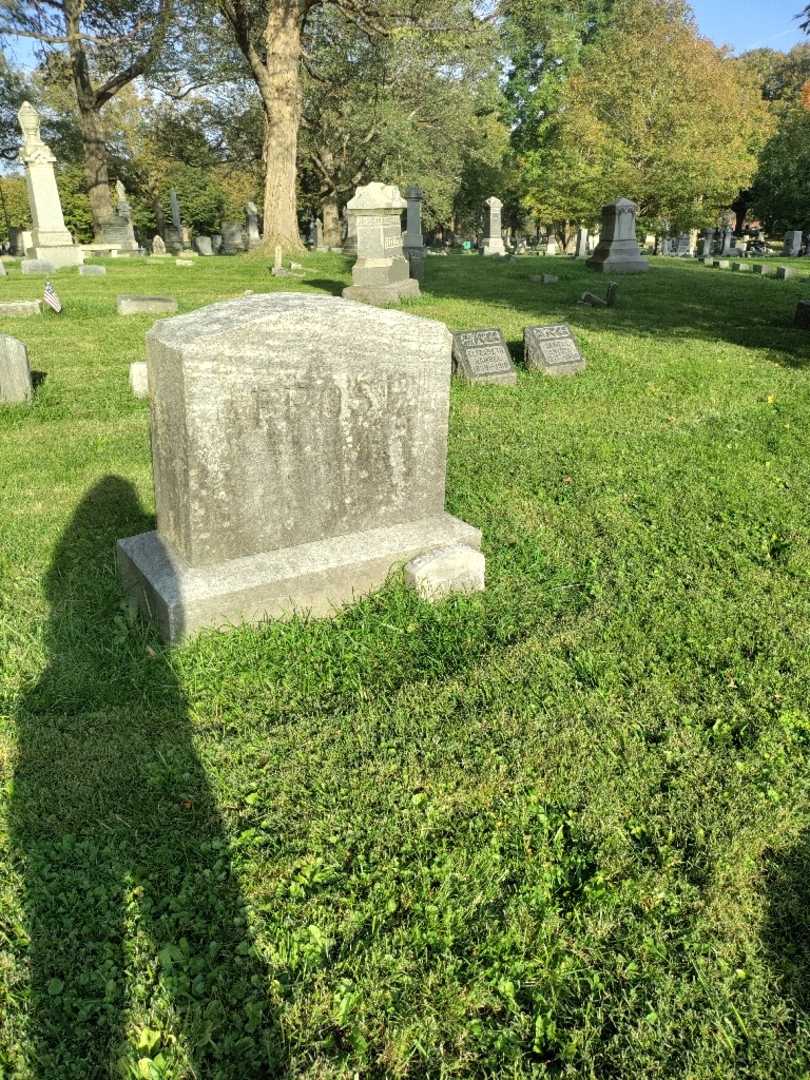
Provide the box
[129,361,149,399]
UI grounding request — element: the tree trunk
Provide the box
[76,104,114,238]
[322,192,340,247]
[261,2,304,252]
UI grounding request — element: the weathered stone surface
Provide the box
[16,102,84,268]
[343,182,419,305]
[193,236,213,256]
[129,361,149,398]
[783,231,803,257]
[118,292,482,641]
[524,323,585,376]
[404,543,485,599]
[713,259,730,269]
[776,266,794,280]
[176,258,194,267]
[753,264,775,275]
[21,259,55,274]
[245,202,261,249]
[79,264,106,275]
[794,301,810,329]
[573,228,589,258]
[452,328,517,386]
[0,300,41,317]
[731,261,750,272]
[119,515,481,643]
[211,234,223,254]
[117,294,178,315]
[221,222,246,254]
[587,197,648,274]
[482,196,505,256]
[0,260,6,277]
[152,235,166,256]
[0,334,33,403]
[101,180,138,252]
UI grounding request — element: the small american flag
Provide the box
[43,280,62,314]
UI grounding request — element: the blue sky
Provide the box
[3,0,808,67]
[691,0,806,54]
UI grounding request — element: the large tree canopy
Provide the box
[519,0,771,240]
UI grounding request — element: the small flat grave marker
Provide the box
[117,295,178,316]
[79,265,106,276]
[452,328,517,385]
[524,323,585,377]
[21,259,55,275]
[776,266,794,280]
[0,300,41,317]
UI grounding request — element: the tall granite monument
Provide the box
[482,196,505,256]
[404,185,426,283]
[17,102,83,268]
[343,182,419,305]
[586,197,649,274]
[117,293,484,642]
[245,201,261,249]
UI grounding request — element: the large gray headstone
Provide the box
[343,182,419,305]
[587,198,649,274]
[452,328,516,385]
[524,324,585,376]
[117,293,483,641]
[0,334,33,403]
[193,236,213,256]
[221,222,246,254]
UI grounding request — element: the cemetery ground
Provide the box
[1,251,810,1079]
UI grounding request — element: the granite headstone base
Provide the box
[117,513,481,644]
[342,279,420,305]
[25,245,83,268]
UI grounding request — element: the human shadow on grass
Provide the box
[11,476,282,1078]
[422,258,810,367]
[762,834,810,1022]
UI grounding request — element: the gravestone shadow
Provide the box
[762,833,810,1019]
[11,476,281,1076]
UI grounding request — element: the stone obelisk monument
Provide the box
[17,102,83,267]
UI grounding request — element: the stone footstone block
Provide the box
[0,300,41,317]
[117,295,178,315]
[176,258,194,267]
[452,328,517,385]
[129,361,149,398]
[731,262,750,272]
[713,259,730,269]
[21,259,55,274]
[404,543,485,600]
[524,324,585,376]
[79,264,106,275]
[753,264,774,275]
[342,279,420,306]
[0,334,33,403]
[794,301,810,330]
[776,266,794,280]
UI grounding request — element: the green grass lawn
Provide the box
[1,250,810,1078]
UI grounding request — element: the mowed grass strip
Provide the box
[0,252,810,1078]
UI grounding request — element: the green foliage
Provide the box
[55,164,94,242]
[161,164,226,233]
[751,106,810,232]
[2,252,810,1074]
[0,176,30,240]
[520,0,772,234]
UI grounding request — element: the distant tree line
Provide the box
[0,0,808,249]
